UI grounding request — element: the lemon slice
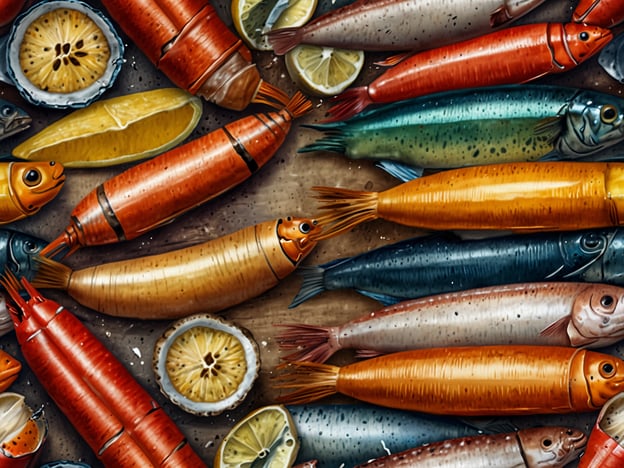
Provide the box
[285,45,364,97]
[214,405,300,467]
[153,314,260,416]
[232,0,317,51]
[6,0,123,108]
[13,88,202,168]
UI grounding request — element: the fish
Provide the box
[0,100,31,142]
[274,345,624,416]
[289,228,624,307]
[573,0,624,28]
[300,85,624,176]
[278,282,624,363]
[0,161,65,224]
[286,403,497,467]
[599,33,624,84]
[355,427,587,468]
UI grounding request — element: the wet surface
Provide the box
[1,0,624,466]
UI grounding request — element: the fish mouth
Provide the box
[569,431,588,451]
[31,165,66,195]
[1,115,32,139]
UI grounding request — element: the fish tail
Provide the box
[276,324,338,363]
[252,80,291,109]
[30,256,72,290]
[267,27,302,55]
[298,122,348,154]
[289,266,327,308]
[325,87,372,122]
[274,361,339,405]
[284,91,314,119]
[311,186,379,240]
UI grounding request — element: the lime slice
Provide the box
[13,88,202,168]
[232,0,317,51]
[153,314,260,416]
[214,405,300,467]
[285,44,364,96]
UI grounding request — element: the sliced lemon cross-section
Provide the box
[232,0,317,51]
[215,404,300,468]
[285,45,364,97]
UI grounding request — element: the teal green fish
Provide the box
[300,85,624,176]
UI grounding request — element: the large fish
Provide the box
[289,228,624,307]
[300,85,624,177]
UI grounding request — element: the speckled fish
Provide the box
[287,404,495,467]
[268,0,550,54]
[289,228,624,307]
[0,161,65,224]
[355,426,587,468]
[300,85,624,176]
[0,100,31,142]
[279,282,624,363]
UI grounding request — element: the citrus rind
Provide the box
[214,404,300,467]
[153,314,260,417]
[12,88,203,168]
[5,0,124,109]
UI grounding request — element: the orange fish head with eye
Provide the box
[562,23,613,64]
[9,161,65,215]
[0,349,21,392]
[277,216,321,263]
[583,351,624,407]
[0,392,47,463]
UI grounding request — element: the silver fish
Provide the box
[599,32,624,84]
[0,100,31,142]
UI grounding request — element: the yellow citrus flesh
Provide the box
[19,8,111,93]
[13,88,202,168]
[214,405,300,468]
[232,0,317,51]
[285,44,364,96]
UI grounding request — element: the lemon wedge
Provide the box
[232,0,317,51]
[285,45,364,97]
[152,314,260,416]
[13,88,202,168]
[214,405,300,467]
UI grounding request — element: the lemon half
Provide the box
[285,45,364,97]
[153,314,260,416]
[232,0,317,51]
[13,88,202,168]
[214,405,300,467]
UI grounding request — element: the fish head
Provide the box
[0,229,47,279]
[8,161,65,215]
[562,23,612,64]
[0,101,31,142]
[0,392,47,464]
[583,351,624,407]
[277,216,321,263]
[518,426,587,468]
[559,91,624,157]
[556,229,609,278]
[569,284,624,347]
[0,349,20,392]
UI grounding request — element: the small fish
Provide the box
[279,282,624,363]
[0,161,65,224]
[0,100,31,142]
[0,349,21,392]
[356,427,587,468]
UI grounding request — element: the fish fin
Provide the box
[30,255,72,290]
[285,91,313,118]
[460,417,518,434]
[375,160,424,181]
[267,27,302,55]
[354,349,384,359]
[276,323,337,363]
[539,315,570,338]
[356,289,402,306]
[534,116,564,145]
[298,121,348,154]
[274,361,340,405]
[374,52,412,67]
[289,266,328,308]
[325,87,373,122]
[253,80,291,109]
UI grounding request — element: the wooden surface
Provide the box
[1,0,624,466]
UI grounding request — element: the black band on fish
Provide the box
[223,126,259,173]
[96,185,126,241]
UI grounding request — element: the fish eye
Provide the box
[22,169,42,187]
[23,240,37,253]
[601,295,615,308]
[579,31,590,41]
[601,105,619,124]
[299,222,311,234]
[541,438,553,449]
[600,361,616,377]
[1,105,13,117]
